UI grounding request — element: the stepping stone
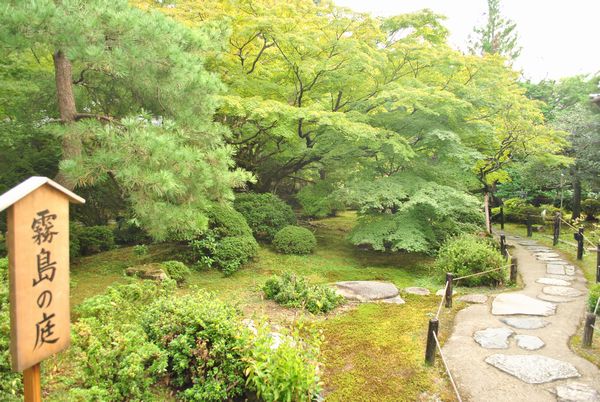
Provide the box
[379,295,405,304]
[484,354,580,384]
[549,260,570,265]
[473,327,513,349]
[535,252,560,258]
[536,277,571,286]
[538,294,575,303]
[518,240,538,246]
[436,288,454,296]
[565,266,576,275]
[548,274,575,281]
[458,294,488,304]
[404,287,430,296]
[526,246,551,252]
[542,286,582,298]
[515,334,545,350]
[548,264,567,275]
[334,281,399,302]
[538,256,563,262]
[492,293,556,316]
[500,317,550,329]
[554,382,600,402]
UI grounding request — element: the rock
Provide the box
[379,295,405,304]
[518,240,538,246]
[536,277,572,286]
[538,294,575,303]
[484,354,580,384]
[565,265,576,275]
[458,294,488,304]
[334,281,399,302]
[526,247,551,252]
[542,286,582,298]
[547,264,567,275]
[537,256,563,262]
[125,265,168,281]
[492,293,556,316]
[535,252,560,258]
[515,334,545,350]
[547,274,575,281]
[554,382,600,402]
[404,287,430,296]
[500,317,550,330]
[436,288,453,296]
[473,327,513,349]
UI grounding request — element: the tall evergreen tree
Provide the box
[469,0,521,61]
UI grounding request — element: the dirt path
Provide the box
[442,235,600,402]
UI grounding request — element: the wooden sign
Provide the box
[0,177,84,373]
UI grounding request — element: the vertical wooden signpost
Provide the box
[0,177,84,401]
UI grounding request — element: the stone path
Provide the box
[442,235,600,401]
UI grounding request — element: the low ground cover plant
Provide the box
[0,258,22,401]
[436,234,506,286]
[273,226,317,255]
[263,272,344,314]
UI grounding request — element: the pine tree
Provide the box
[469,0,521,61]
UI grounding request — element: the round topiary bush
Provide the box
[272,226,316,255]
[234,193,296,240]
[436,234,505,287]
[161,261,191,284]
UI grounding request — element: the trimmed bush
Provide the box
[188,205,258,275]
[273,226,317,255]
[78,225,115,255]
[0,258,22,401]
[263,272,343,314]
[113,219,151,245]
[297,182,343,218]
[589,283,600,314]
[582,199,600,220]
[234,193,296,240]
[161,260,191,284]
[436,234,506,287]
[501,198,543,224]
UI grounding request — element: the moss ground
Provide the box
[62,211,461,400]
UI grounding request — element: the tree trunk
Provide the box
[572,175,582,220]
[53,50,81,189]
[484,191,492,234]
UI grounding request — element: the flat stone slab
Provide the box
[334,281,399,302]
[538,256,563,262]
[515,334,545,350]
[492,293,556,316]
[565,265,576,275]
[379,295,406,304]
[542,286,582,298]
[473,327,513,349]
[458,294,488,304]
[526,247,551,252]
[554,382,600,402]
[518,240,538,246]
[535,252,560,258]
[536,277,572,286]
[548,264,567,275]
[485,354,580,384]
[547,274,575,281]
[538,294,575,303]
[500,317,550,329]
[404,287,430,296]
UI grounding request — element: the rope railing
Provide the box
[452,265,511,282]
[559,217,598,248]
[432,331,463,402]
[435,281,449,320]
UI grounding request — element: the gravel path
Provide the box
[441,235,600,401]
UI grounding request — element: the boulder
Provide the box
[334,281,399,302]
[125,264,168,281]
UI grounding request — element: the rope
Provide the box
[594,297,600,316]
[432,332,463,402]
[591,325,599,332]
[435,281,449,319]
[453,265,510,281]
[559,217,598,248]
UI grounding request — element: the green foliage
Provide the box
[436,234,506,286]
[469,0,521,60]
[273,226,317,255]
[501,198,543,224]
[69,223,82,259]
[133,244,149,258]
[589,284,600,314]
[263,272,343,314]
[0,258,22,401]
[297,182,344,218]
[188,205,258,275]
[161,261,191,284]
[234,193,296,241]
[0,234,7,258]
[582,199,600,220]
[113,219,151,245]
[77,225,115,256]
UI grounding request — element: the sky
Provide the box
[334,0,600,82]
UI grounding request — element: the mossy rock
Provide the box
[125,264,168,281]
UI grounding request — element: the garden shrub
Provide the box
[0,233,6,258]
[501,198,543,224]
[582,199,600,220]
[589,283,600,314]
[78,225,115,255]
[133,244,149,257]
[297,182,343,218]
[436,234,506,287]
[234,192,296,240]
[0,258,22,401]
[69,223,82,258]
[188,205,258,275]
[263,272,343,314]
[160,260,191,284]
[113,219,151,245]
[273,226,317,255]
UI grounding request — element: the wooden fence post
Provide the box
[553,212,560,246]
[576,227,584,260]
[500,207,504,230]
[526,215,533,237]
[500,234,507,259]
[510,256,518,283]
[582,313,596,348]
[425,318,439,364]
[445,273,453,308]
